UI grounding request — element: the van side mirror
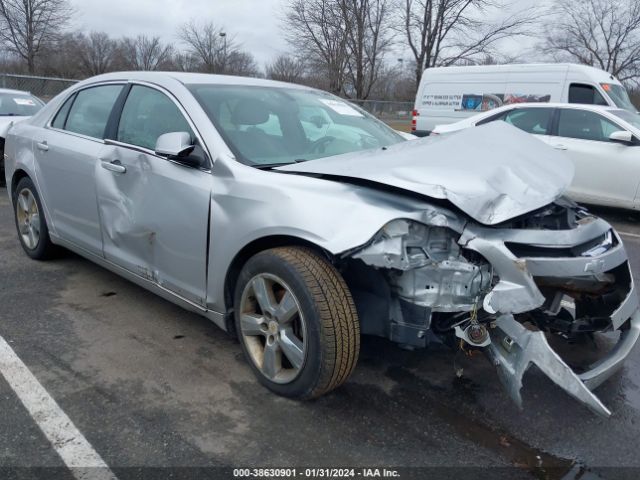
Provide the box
[609,130,634,145]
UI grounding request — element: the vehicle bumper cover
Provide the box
[462,218,639,416]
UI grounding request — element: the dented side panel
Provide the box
[96,144,211,306]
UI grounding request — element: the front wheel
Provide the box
[234,247,360,399]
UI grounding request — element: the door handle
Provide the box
[553,144,568,151]
[100,159,126,174]
[36,141,49,151]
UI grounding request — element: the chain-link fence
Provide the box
[0,74,78,101]
[348,99,414,131]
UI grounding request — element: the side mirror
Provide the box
[155,132,195,158]
[609,130,633,144]
[155,131,206,168]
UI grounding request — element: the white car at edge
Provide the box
[433,103,640,210]
[0,88,45,186]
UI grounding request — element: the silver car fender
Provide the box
[206,158,466,315]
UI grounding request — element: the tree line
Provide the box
[0,0,639,103]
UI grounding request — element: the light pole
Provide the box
[220,32,227,73]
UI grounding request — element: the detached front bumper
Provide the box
[460,216,640,416]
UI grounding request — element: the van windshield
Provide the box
[601,84,637,112]
[187,84,404,167]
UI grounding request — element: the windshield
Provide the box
[0,92,44,116]
[187,84,404,166]
[611,109,640,130]
[601,83,637,112]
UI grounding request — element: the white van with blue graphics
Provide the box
[411,63,637,136]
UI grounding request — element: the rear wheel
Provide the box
[13,177,56,259]
[234,246,360,399]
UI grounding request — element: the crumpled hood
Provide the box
[0,116,29,138]
[277,122,574,225]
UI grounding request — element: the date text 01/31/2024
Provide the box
[233,468,401,478]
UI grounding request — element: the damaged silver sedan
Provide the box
[4,72,639,416]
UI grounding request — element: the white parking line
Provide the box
[619,231,640,240]
[0,335,118,480]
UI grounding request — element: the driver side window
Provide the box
[117,85,194,150]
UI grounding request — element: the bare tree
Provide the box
[76,31,117,76]
[178,20,231,73]
[543,0,640,85]
[340,0,392,99]
[117,35,173,71]
[284,0,349,94]
[172,51,201,72]
[266,54,307,83]
[0,0,73,73]
[226,50,261,77]
[398,0,532,85]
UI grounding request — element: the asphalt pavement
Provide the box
[1,186,639,479]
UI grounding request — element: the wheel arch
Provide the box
[222,235,334,335]
[11,168,30,196]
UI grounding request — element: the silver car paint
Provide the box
[4,72,639,416]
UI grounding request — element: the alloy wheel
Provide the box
[16,188,40,250]
[239,273,307,384]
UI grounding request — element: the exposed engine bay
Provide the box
[343,200,640,417]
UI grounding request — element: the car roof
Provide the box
[76,71,312,91]
[423,63,618,79]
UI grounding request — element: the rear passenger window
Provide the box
[502,108,554,135]
[51,94,75,129]
[569,84,608,106]
[64,85,123,139]
[557,109,622,142]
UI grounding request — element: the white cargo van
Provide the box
[412,63,637,136]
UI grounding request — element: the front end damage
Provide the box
[344,202,640,416]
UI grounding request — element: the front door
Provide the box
[95,84,212,306]
[552,108,640,208]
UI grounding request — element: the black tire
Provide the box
[234,246,360,399]
[13,176,56,260]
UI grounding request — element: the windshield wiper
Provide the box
[253,159,309,170]
[0,113,20,116]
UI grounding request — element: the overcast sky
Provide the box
[70,0,541,68]
[70,0,291,64]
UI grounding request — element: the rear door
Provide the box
[35,84,124,254]
[96,83,212,305]
[551,108,640,207]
